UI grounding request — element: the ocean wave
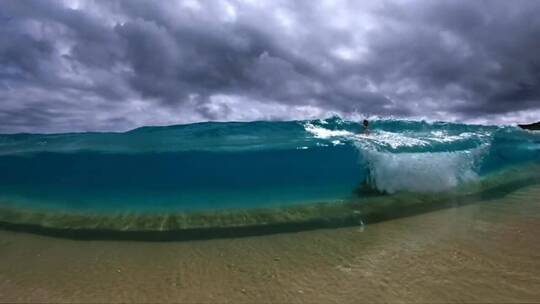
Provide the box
[300,118,537,193]
[0,117,537,207]
[359,147,486,193]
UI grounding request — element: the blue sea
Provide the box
[0,117,538,234]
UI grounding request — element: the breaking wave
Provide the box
[303,117,537,193]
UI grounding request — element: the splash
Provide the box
[361,148,484,193]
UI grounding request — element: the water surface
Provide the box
[0,117,538,235]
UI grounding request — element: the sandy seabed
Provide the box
[1,185,540,303]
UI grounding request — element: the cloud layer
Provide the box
[1,0,539,132]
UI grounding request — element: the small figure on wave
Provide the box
[362,119,369,135]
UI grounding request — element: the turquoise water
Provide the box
[0,117,538,215]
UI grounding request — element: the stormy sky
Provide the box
[1,0,539,133]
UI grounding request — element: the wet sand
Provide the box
[1,185,540,303]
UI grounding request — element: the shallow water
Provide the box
[0,117,538,238]
[1,184,539,303]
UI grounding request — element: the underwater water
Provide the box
[0,117,538,235]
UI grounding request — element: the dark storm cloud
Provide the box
[0,0,539,132]
[367,0,540,116]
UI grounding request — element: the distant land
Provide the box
[518,122,540,130]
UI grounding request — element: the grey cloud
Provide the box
[0,0,539,133]
[363,0,540,116]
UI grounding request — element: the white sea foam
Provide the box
[354,131,429,149]
[304,123,430,149]
[303,121,494,152]
[429,131,491,143]
[358,130,492,150]
[303,123,354,139]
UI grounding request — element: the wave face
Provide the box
[0,117,538,214]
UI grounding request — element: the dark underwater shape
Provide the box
[0,117,539,239]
